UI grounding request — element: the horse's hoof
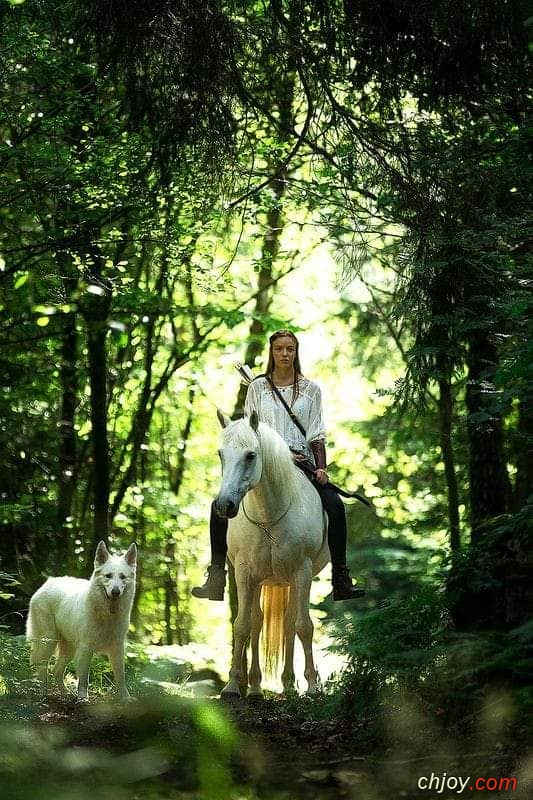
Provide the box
[247,692,264,704]
[220,690,241,702]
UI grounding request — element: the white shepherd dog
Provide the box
[26,541,137,700]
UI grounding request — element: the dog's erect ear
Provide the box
[249,411,259,432]
[124,542,137,567]
[94,540,110,565]
[217,408,231,428]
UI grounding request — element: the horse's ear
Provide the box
[217,408,231,428]
[249,411,259,432]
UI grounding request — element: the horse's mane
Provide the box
[220,418,301,496]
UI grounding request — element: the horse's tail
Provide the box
[261,584,289,679]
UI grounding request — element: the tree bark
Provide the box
[232,58,295,417]
[84,285,112,551]
[232,243,278,417]
[450,332,518,631]
[56,304,78,568]
[465,333,511,539]
[164,538,180,645]
[231,162,290,418]
[438,375,461,553]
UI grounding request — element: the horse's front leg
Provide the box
[293,562,319,695]
[248,586,263,698]
[221,576,254,698]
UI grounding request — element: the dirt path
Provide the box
[0,692,527,799]
[222,696,374,799]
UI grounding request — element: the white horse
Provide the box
[214,410,329,697]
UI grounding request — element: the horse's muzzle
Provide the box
[213,497,239,519]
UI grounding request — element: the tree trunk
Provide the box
[56,329,77,548]
[109,324,154,520]
[56,306,78,566]
[164,538,179,644]
[450,332,517,631]
[232,63,295,418]
[130,447,147,636]
[232,246,278,418]
[437,375,461,552]
[465,333,511,539]
[232,160,290,418]
[85,287,111,552]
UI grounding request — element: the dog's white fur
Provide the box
[26,541,137,700]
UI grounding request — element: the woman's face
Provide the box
[271,335,297,371]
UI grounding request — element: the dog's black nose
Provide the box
[111,587,121,598]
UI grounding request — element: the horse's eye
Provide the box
[245,451,256,462]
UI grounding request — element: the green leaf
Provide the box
[14,273,29,289]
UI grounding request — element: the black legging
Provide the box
[209,476,347,567]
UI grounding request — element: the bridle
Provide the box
[240,426,292,540]
[241,496,292,541]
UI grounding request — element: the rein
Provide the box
[242,496,292,541]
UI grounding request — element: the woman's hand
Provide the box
[314,468,328,485]
[292,452,306,462]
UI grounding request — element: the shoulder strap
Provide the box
[265,375,307,439]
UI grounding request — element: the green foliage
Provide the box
[0,691,241,800]
[329,588,449,707]
[0,571,19,602]
[322,586,533,733]
[0,632,33,695]
[0,627,249,800]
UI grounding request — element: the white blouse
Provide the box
[244,376,326,462]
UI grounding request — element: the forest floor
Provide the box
[0,689,529,800]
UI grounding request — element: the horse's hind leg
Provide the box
[294,564,319,695]
[282,588,296,693]
[248,587,263,697]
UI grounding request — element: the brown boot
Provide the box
[191,564,226,601]
[332,565,365,601]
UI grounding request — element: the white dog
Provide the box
[26,541,137,700]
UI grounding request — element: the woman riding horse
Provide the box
[192,329,365,602]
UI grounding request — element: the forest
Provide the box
[0,1,532,798]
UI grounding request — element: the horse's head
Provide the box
[213,412,262,519]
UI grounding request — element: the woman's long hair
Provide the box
[264,329,302,402]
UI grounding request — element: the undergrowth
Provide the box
[282,586,533,761]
